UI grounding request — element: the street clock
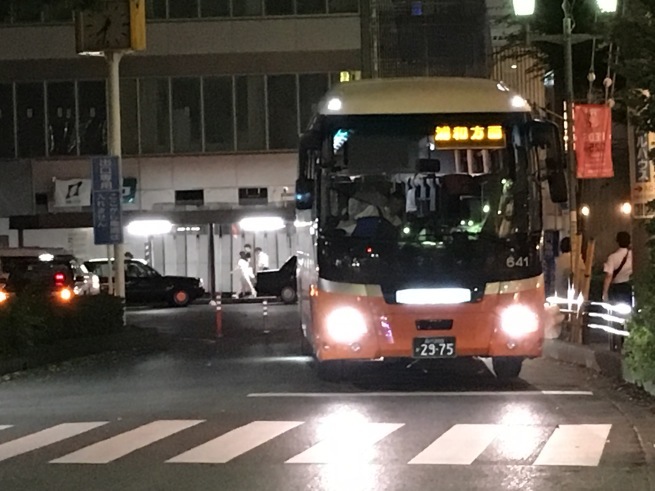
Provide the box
[76,0,146,54]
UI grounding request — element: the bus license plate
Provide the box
[413,337,456,358]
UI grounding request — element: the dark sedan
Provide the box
[255,256,297,304]
[85,259,204,307]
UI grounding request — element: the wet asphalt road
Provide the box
[0,302,654,490]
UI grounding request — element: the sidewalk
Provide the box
[542,338,623,379]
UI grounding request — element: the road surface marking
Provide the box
[51,420,204,464]
[534,424,612,466]
[0,422,107,462]
[167,421,303,464]
[248,391,593,398]
[409,424,500,465]
[0,425,12,431]
[286,423,404,464]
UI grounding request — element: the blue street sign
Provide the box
[92,156,123,245]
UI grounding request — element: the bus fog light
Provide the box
[501,304,539,338]
[326,307,367,344]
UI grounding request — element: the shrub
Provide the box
[0,293,124,357]
[623,208,655,383]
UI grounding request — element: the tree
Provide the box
[611,0,655,383]
[612,0,655,133]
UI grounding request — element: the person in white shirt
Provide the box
[254,247,269,271]
[554,237,586,297]
[233,251,256,298]
[602,231,633,304]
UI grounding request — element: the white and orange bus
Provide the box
[295,77,567,380]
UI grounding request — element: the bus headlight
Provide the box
[326,307,367,344]
[501,304,539,338]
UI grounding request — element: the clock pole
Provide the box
[106,50,126,306]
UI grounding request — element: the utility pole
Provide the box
[106,50,126,302]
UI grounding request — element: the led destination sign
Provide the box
[434,125,506,149]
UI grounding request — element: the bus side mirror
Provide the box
[528,121,568,204]
[295,179,314,210]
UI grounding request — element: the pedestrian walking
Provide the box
[233,251,257,298]
[602,231,633,305]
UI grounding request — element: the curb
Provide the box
[0,327,166,376]
[542,339,623,379]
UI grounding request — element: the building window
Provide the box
[140,78,171,154]
[12,1,42,23]
[299,73,328,130]
[267,75,298,150]
[47,81,77,156]
[235,75,266,151]
[297,0,326,14]
[203,77,234,152]
[0,84,15,158]
[169,0,198,19]
[328,0,358,13]
[171,78,202,153]
[16,83,45,158]
[146,0,167,19]
[201,0,230,17]
[120,79,139,155]
[78,80,107,155]
[175,189,204,206]
[265,0,293,15]
[233,0,262,16]
[43,4,73,22]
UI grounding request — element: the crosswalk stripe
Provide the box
[286,423,404,464]
[0,422,107,462]
[0,426,12,431]
[408,424,500,465]
[50,420,204,464]
[534,424,612,466]
[167,421,303,464]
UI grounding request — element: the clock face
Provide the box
[84,1,131,51]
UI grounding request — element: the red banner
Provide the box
[574,104,613,179]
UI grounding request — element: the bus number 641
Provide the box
[506,256,529,268]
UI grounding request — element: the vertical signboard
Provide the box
[574,104,613,179]
[631,132,655,219]
[92,156,123,245]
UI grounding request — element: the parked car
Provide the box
[0,247,100,304]
[84,258,204,307]
[255,256,297,304]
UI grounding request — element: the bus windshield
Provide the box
[320,115,535,245]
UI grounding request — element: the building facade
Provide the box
[2,0,543,291]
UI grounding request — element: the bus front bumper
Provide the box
[310,285,546,362]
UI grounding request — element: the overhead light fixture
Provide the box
[239,216,285,232]
[511,95,528,108]
[596,0,617,13]
[580,205,591,217]
[512,0,535,16]
[620,202,632,215]
[127,219,173,237]
[39,253,54,262]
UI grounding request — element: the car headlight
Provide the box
[325,307,368,344]
[500,304,539,338]
[0,291,7,304]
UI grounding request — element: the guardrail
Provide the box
[546,294,632,351]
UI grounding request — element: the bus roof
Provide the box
[316,77,532,116]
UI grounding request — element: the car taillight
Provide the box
[54,272,66,286]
